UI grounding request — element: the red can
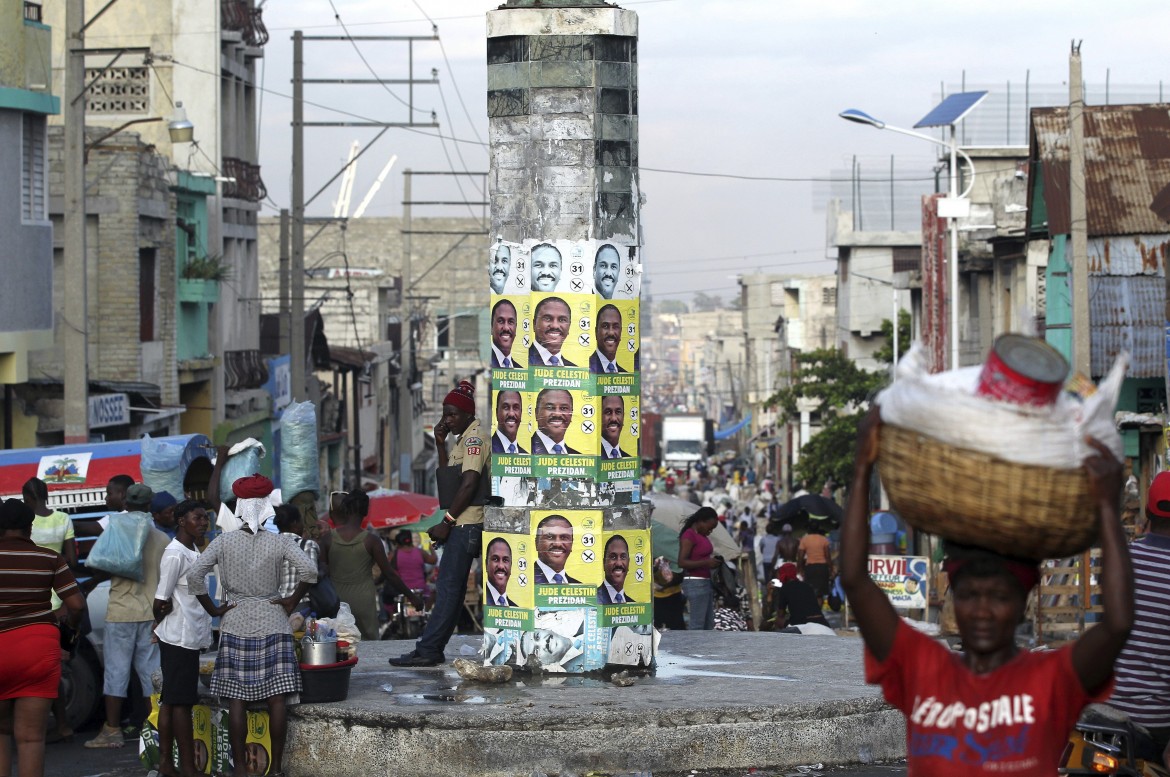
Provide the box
[976,334,1069,406]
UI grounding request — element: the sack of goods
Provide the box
[876,334,1126,560]
[280,400,321,498]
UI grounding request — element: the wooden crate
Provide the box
[1034,549,1101,644]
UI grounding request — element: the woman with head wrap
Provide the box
[319,490,422,640]
[186,475,315,777]
[0,498,86,777]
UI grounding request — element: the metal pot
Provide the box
[301,637,337,666]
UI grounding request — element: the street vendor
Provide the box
[840,407,1133,776]
[187,475,315,777]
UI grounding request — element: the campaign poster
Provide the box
[489,293,530,374]
[607,624,655,668]
[528,291,595,377]
[531,509,602,607]
[868,555,929,610]
[482,532,534,630]
[591,242,641,301]
[488,239,527,295]
[481,627,524,667]
[529,387,599,470]
[590,298,640,385]
[492,476,538,507]
[595,528,652,627]
[596,393,640,483]
[523,607,607,673]
[490,385,532,489]
[523,239,593,297]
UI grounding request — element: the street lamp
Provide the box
[839,91,987,370]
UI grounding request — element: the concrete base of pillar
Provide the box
[286,632,904,775]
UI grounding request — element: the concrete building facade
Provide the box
[0,0,57,444]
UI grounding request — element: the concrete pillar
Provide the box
[482,1,651,673]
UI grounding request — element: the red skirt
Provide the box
[0,623,62,699]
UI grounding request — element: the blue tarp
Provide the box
[714,412,752,440]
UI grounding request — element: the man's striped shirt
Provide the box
[1110,532,1170,728]
[0,536,78,633]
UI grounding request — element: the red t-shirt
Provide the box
[866,620,1109,776]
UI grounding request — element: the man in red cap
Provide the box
[840,408,1133,776]
[390,380,488,667]
[1109,471,1170,768]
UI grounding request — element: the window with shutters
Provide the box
[21,114,47,223]
[822,287,837,306]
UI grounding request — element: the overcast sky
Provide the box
[251,0,1170,304]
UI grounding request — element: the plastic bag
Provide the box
[877,343,1126,468]
[86,511,151,580]
[139,434,186,501]
[218,439,265,496]
[316,602,360,644]
[280,400,320,497]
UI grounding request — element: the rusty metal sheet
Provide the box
[1089,275,1166,378]
[1031,105,1170,236]
[1087,235,1169,276]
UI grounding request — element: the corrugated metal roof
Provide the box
[1031,104,1170,236]
[1089,275,1165,378]
[1088,235,1169,276]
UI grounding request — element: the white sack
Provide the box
[876,342,1127,468]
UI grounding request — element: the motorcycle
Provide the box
[379,588,430,640]
[1060,704,1169,776]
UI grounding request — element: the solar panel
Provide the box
[913,91,989,128]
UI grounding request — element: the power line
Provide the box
[323,0,428,115]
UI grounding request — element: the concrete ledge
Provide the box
[286,632,905,776]
[488,8,638,39]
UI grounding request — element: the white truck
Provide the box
[661,414,708,474]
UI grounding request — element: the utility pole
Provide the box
[278,209,290,359]
[63,0,89,443]
[1069,41,1091,376]
[290,32,306,401]
[288,30,440,486]
[397,170,413,490]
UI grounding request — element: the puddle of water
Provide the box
[653,649,797,682]
[396,692,490,704]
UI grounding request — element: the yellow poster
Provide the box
[531,510,602,606]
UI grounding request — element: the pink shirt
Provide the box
[394,546,428,590]
[681,527,713,579]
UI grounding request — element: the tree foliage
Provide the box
[768,311,910,491]
[692,292,724,312]
[656,299,689,314]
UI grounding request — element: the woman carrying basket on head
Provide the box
[841,407,1133,776]
[187,475,315,777]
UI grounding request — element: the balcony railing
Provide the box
[221,0,268,47]
[24,2,41,22]
[222,158,267,203]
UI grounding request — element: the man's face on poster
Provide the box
[491,300,518,356]
[536,516,573,573]
[604,536,629,590]
[535,390,573,444]
[597,305,622,362]
[530,244,562,292]
[594,245,620,299]
[487,538,512,594]
[601,395,624,448]
[534,298,570,355]
[495,391,522,443]
[490,244,511,294]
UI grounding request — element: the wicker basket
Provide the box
[878,423,1098,560]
